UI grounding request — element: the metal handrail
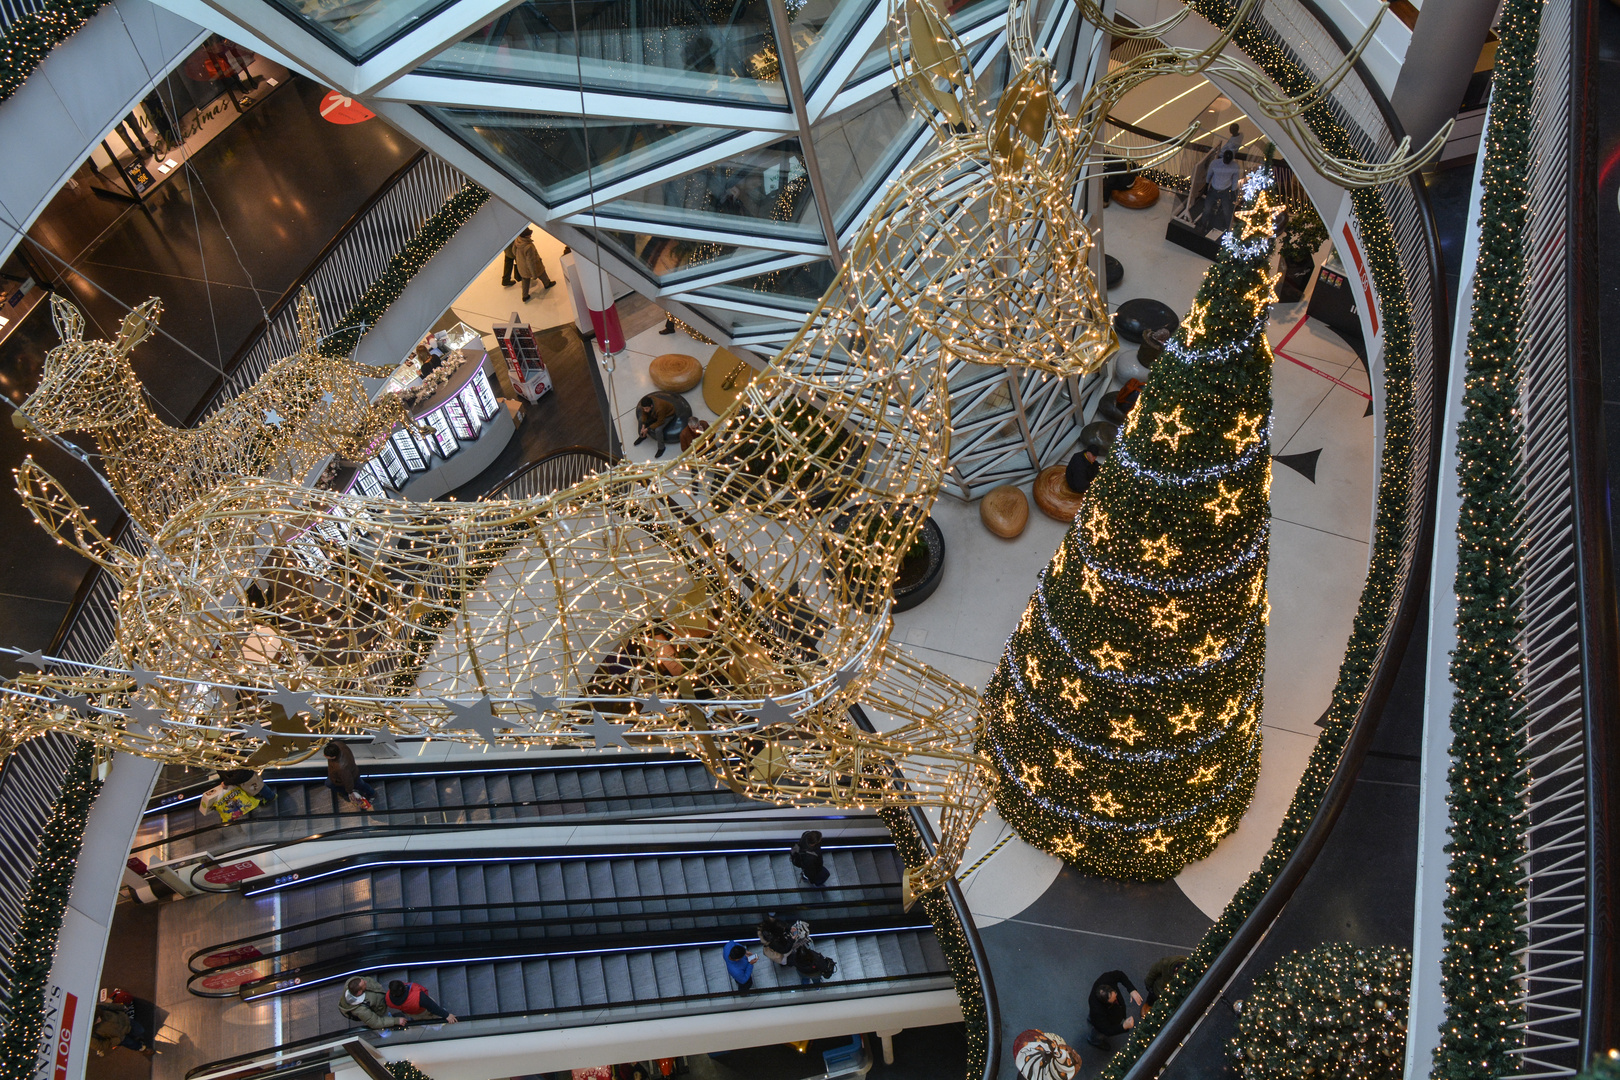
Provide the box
[483,445,617,500]
[184,968,956,1080]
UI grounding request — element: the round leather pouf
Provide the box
[1105,254,1123,288]
[650,353,702,392]
[1112,175,1160,209]
[1035,465,1088,523]
[1113,297,1180,344]
[1080,419,1118,453]
[1115,351,1152,385]
[980,485,1029,538]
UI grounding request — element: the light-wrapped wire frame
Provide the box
[11,291,411,534]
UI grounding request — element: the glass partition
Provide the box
[595,139,824,240]
[424,107,726,204]
[811,95,922,228]
[781,0,882,89]
[421,0,789,106]
[599,232,796,285]
[266,0,453,59]
[701,259,837,305]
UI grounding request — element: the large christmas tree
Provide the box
[982,170,1284,880]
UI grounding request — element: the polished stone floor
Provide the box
[0,74,416,675]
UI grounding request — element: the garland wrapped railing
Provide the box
[0,0,109,105]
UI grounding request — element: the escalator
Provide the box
[134,753,752,880]
[183,836,953,1079]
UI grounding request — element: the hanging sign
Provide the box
[318,91,375,125]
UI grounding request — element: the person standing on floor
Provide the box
[339,977,406,1030]
[90,1002,155,1057]
[790,829,829,887]
[757,915,796,966]
[324,740,377,811]
[1086,970,1143,1049]
[1221,122,1243,158]
[386,979,458,1023]
[501,241,518,287]
[724,942,757,992]
[512,227,555,302]
[1199,150,1243,234]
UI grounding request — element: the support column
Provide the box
[877,1029,901,1065]
[766,0,845,269]
[560,249,626,357]
[1389,0,1498,146]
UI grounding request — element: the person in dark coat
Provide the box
[91,1003,155,1056]
[386,979,458,1023]
[501,242,518,287]
[790,829,829,887]
[1087,969,1142,1048]
[757,915,796,965]
[633,392,693,458]
[323,740,377,811]
[1065,449,1100,495]
[1143,955,1187,1012]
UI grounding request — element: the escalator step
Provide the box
[601,952,634,1002]
[533,770,564,815]
[918,932,947,971]
[435,776,460,814]
[675,948,710,997]
[856,933,884,977]
[874,931,905,975]
[725,854,753,894]
[493,960,527,1014]
[410,776,440,810]
[461,776,491,821]
[371,867,403,910]
[461,963,496,1015]
[486,774,515,820]
[401,864,432,909]
[455,864,489,912]
[522,959,556,1012]
[434,964,473,1015]
[509,771,538,806]
[624,950,657,1001]
[598,767,630,807]
[283,783,308,816]
[429,865,461,908]
[550,957,584,1008]
[651,948,685,996]
[554,771,586,814]
[382,778,412,813]
[641,767,674,809]
[895,931,927,973]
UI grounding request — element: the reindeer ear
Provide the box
[114,298,163,355]
[49,296,85,344]
[13,457,130,584]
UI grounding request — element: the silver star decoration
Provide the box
[320,391,336,404]
[586,710,634,750]
[266,682,316,719]
[123,701,167,739]
[832,662,862,692]
[264,409,285,428]
[639,693,674,717]
[17,649,46,670]
[528,690,559,717]
[238,720,276,742]
[443,695,512,744]
[750,697,796,727]
[129,665,162,688]
[56,694,92,717]
[368,726,398,749]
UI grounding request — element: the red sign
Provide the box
[1340,222,1379,336]
[53,993,77,1080]
[199,966,262,991]
[203,944,262,969]
[202,859,263,885]
[319,91,375,125]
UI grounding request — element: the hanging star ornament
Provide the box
[1090,791,1123,817]
[129,665,162,689]
[16,649,46,670]
[586,710,635,750]
[264,409,285,428]
[1225,411,1264,454]
[528,690,560,718]
[1149,598,1190,634]
[1204,482,1244,525]
[750,697,796,728]
[1139,534,1181,568]
[122,700,167,739]
[1191,633,1227,666]
[442,695,516,744]
[368,725,399,750]
[1151,406,1194,452]
[266,682,316,719]
[1109,716,1145,745]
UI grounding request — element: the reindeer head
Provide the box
[13,297,163,437]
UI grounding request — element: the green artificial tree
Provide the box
[1231,944,1411,1080]
[981,169,1284,880]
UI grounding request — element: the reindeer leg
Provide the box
[854,642,995,906]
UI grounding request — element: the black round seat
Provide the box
[1106,255,1124,289]
[1113,297,1180,344]
[1080,419,1118,454]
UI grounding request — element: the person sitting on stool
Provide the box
[1087,969,1143,1049]
[633,392,693,458]
[1066,449,1101,495]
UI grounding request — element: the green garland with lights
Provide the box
[1230,944,1411,1080]
[879,806,988,1080]
[0,0,110,105]
[0,742,102,1080]
[986,172,1283,880]
[386,1063,435,1080]
[1578,1051,1620,1080]
[1433,0,1538,1070]
[318,182,493,359]
[1096,0,1425,1072]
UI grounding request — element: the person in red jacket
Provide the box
[386,980,458,1024]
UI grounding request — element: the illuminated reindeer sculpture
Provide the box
[12,291,411,533]
[1,0,1442,897]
